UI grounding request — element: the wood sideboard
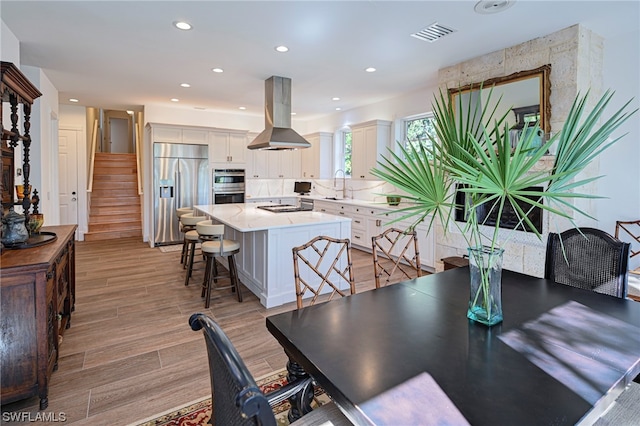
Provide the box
[1,225,77,409]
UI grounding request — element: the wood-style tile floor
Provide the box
[1,237,391,425]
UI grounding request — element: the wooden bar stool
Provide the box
[184,219,218,287]
[180,213,205,272]
[176,208,193,265]
[196,222,242,307]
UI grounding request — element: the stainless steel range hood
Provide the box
[247,76,311,150]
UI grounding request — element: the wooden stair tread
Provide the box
[90,153,142,242]
[89,205,142,216]
[84,229,142,241]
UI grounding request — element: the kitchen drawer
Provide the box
[351,215,366,231]
[336,204,357,215]
[351,229,367,247]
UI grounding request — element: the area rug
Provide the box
[157,244,200,253]
[133,369,329,426]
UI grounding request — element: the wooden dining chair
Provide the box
[189,313,350,426]
[292,236,355,309]
[616,220,640,271]
[372,227,422,288]
[545,227,631,298]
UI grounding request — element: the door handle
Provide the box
[175,171,180,206]
[71,197,77,202]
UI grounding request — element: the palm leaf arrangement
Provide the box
[372,86,636,325]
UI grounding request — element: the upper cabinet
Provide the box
[147,123,248,170]
[301,132,333,179]
[267,149,301,179]
[149,125,208,144]
[350,120,391,180]
[246,132,301,179]
[210,131,247,166]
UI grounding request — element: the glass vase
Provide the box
[467,246,504,326]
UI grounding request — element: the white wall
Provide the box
[1,20,20,206]
[22,66,59,224]
[1,20,19,64]
[599,27,640,270]
[144,104,267,134]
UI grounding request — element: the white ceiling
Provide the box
[2,1,638,120]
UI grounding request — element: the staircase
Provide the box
[85,153,142,241]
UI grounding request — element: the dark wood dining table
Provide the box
[266,267,640,425]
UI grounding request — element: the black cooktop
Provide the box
[257,204,312,213]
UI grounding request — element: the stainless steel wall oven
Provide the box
[213,169,245,204]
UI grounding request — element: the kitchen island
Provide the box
[194,203,351,308]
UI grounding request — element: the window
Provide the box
[403,114,436,154]
[343,130,352,176]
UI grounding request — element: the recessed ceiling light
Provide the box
[291,112,297,116]
[332,97,340,101]
[336,107,342,111]
[365,67,376,73]
[174,21,192,30]
[180,83,191,88]
[474,1,515,15]
[212,68,224,73]
[171,98,179,102]
[275,45,289,53]
[69,98,79,103]
[239,106,246,110]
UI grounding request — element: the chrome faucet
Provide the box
[334,169,346,199]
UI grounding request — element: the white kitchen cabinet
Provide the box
[246,133,269,178]
[350,120,391,180]
[182,129,209,144]
[246,197,297,205]
[148,123,210,145]
[391,216,436,270]
[247,147,300,179]
[314,200,338,215]
[301,132,333,179]
[350,207,368,247]
[279,197,299,205]
[366,208,393,246]
[267,149,301,178]
[152,126,183,143]
[210,130,247,166]
[314,198,436,270]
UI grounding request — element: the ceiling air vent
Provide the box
[411,22,457,43]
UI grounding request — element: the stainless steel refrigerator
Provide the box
[153,143,209,245]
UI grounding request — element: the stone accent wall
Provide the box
[434,25,604,276]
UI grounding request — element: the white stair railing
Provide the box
[135,121,143,195]
[87,118,99,193]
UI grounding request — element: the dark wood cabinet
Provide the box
[1,225,77,409]
[1,61,42,213]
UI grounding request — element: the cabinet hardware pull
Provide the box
[376,219,382,227]
[46,271,55,280]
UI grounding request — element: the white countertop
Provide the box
[246,194,411,212]
[194,203,351,232]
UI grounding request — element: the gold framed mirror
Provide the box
[448,64,551,136]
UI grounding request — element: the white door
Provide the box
[59,129,79,225]
[109,117,130,153]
